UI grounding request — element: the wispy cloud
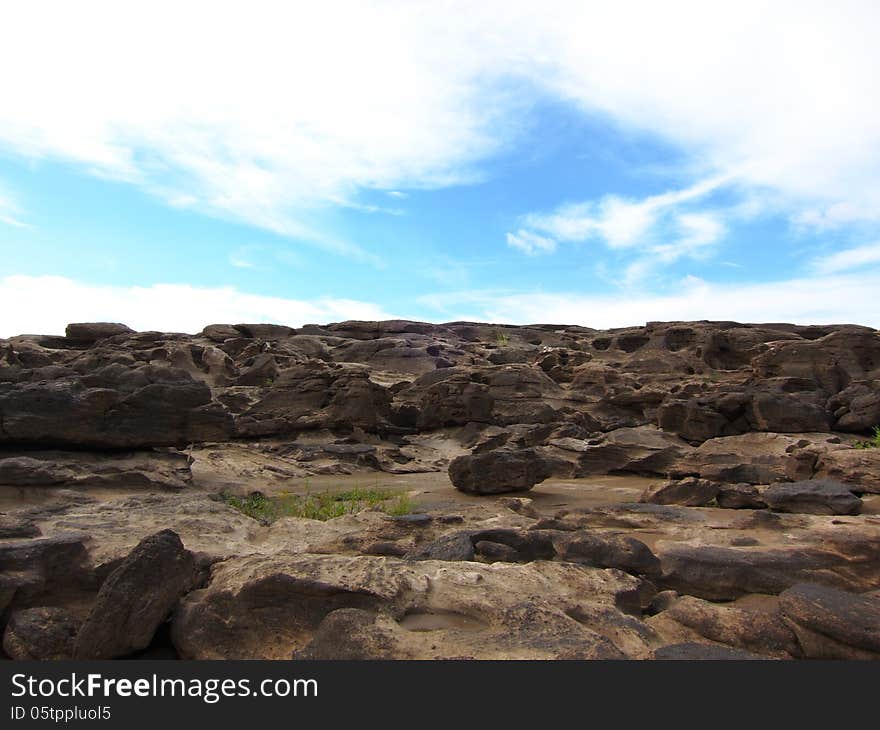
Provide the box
[0,182,28,228]
[506,229,557,255]
[2,3,879,252]
[511,176,730,282]
[521,175,728,249]
[0,275,395,337]
[811,242,880,274]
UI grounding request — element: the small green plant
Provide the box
[853,425,880,449]
[220,486,413,523]
[494,330,510,345]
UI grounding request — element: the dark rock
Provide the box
[716,483,767,509]
[553,532,661,577]
[65,322,134,343]
[0,368,232,448]
[0,456,75,485]
[74,529,199,659]
[201,324,242,342]
[409,532,475,561]
[0,534,90,607]
[475,540,521,562]
[653,595,799,657]
[779,583,880,659]
[363,542,408,557]
[448,448,552,494]
[645,590,679,615]
[641,478,719,506]
[2,607,79,660]
[296,608,398,659]
[658,542,879,600]
[233,323,296,339]
[0,450,192,490]
[0,515,40,539]
[469,528,557,561]
[763,479,862,515]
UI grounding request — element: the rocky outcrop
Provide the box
[172,554,654,660]
[1,318,878,661]
[0,450,192,490]
[0,365,231,448]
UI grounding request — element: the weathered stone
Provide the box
[763,479,862,515]
[448,448,551,494]
[641,478,720,506]
[814,448,880,493]
[649,595,799,658]
[65,322,134,343]
[74,530,199,659]
[658,541,879,600]
[171,554,653,659]
[779,583,880,659]
[716,483,767,509]
[553,532,661,578]
[2,607,79,660]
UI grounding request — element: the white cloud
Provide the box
[0,275,395,337]
[418,271,880,328]
[506,229,557,255]
[0,182,28,227]
[1,2,878,248]
[522,175,727,249]
[811,242,880,274]
[515,177,729,282]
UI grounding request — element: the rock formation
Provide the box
[0,318,878,660]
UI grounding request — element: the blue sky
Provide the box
[1,2,879,336]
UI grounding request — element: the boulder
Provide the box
[73,530,200,659]
[65,322,134,344]
[448,448,552,494]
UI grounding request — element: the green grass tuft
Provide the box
[853,425,880,450]
[220,487,413,523]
